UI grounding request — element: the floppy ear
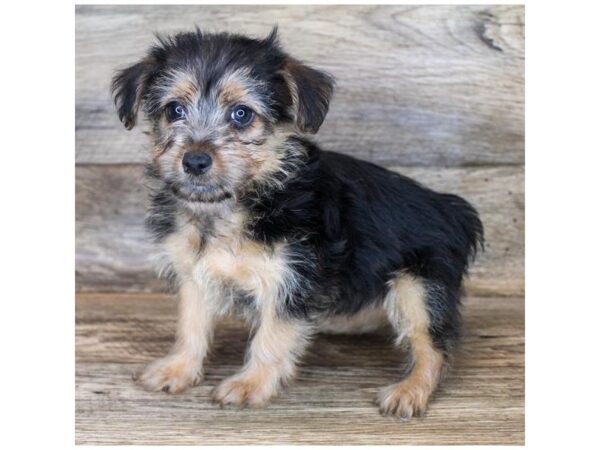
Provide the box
[111,60,151,130]
[282,58,335,134]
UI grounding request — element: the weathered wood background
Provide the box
[75,5,525,445]
[75,4,524,297]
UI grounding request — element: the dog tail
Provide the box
[439,193,485,267]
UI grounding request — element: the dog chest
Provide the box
[164,217,290,298]
[199,239,287,295]
[208,212,289,294]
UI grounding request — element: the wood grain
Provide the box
[75,293,524,445]
[75,4,524,166]
[75,164,524,296]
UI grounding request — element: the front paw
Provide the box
[212,372,277,408]
[134,354,202,394]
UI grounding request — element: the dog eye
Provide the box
[230,105,254,128]
[165,102,187,122]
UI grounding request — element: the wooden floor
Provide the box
[75,293,524,445]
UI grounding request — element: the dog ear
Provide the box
[111,60,152,130]
[282,58,335,134]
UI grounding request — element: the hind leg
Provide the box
[377,273,449,419]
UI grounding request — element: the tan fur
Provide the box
[215,68,270,118]
[212,307,311,407]
[172,79,199,104]
[385,275,431,344]
[193,210,286,298]
[205,232,312,407]
[280,59,300,114]
[166,210,313,406]
[160,208,314,407]
[379,273,445,419]
[135,278,215,393]
[203,240,277,291]
[146,63,306,206]
[163,220,202,276]
[136,221,219,393]
[152,142,168,160]
[162,69,200,105]
[215,119,279,181]
[217,80,249,108]
[141,205,310,403]
[248,130,290,177]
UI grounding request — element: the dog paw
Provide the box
[212,373,276,408]
[377,382,430,420]
[134,355,202,394]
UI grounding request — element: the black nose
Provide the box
[182,152,212,176]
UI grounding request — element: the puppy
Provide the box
[111,27,483,419]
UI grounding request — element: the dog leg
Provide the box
[212,301,311,408]
[135,280,215,393]
[378,274,445,419]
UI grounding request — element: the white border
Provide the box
[4,0,600,448]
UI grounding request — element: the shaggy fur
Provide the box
[112,27,483,419]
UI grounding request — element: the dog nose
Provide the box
[182,152,212,176]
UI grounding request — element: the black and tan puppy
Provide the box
[111,27,483,419]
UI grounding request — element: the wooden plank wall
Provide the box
[75,5,524,296]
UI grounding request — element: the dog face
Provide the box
[112,28,334,203]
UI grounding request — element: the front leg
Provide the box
[135,280,215,393]
[212,305,312,408]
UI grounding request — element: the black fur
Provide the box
[114,28,484,357]
[144,164,178,242]
[145,133,483,353]
[111,61,148,130]
[284,60,335,133]
[241,136,484,353]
